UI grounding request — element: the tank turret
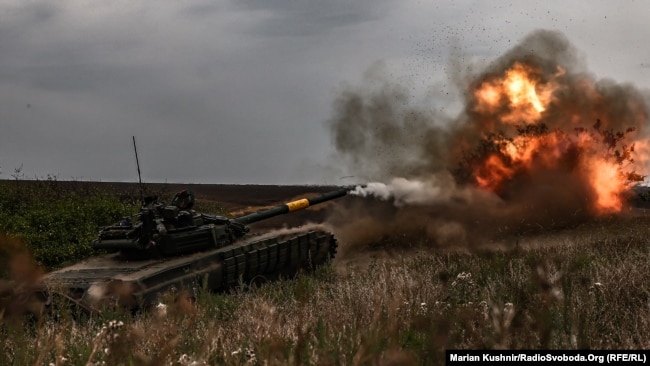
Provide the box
[90,188,349,257]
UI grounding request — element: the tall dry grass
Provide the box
[1,214,648,365]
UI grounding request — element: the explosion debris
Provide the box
[329,30,650,251]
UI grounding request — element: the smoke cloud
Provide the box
[327,30,650,254]
[350,173,471,207]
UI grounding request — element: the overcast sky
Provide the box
[1,0,649,184]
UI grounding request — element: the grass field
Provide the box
[0,179,648,365]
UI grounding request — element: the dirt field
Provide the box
[37,180,355,231]
[62,181,340,208]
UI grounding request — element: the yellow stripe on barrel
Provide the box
[286,198,310,212]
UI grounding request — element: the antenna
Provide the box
[132,136,145,203]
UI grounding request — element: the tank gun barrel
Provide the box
[233,187,349,226]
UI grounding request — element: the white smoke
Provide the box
[350,173,469,207]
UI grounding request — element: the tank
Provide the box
[40,188,349,312]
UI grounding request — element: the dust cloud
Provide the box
[0,234,45,318]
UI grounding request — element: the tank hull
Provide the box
[42,230,337,311]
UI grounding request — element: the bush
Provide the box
[0,179,135,270]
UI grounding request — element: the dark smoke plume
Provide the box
[327,30,650,254]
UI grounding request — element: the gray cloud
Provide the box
[0,1,649,184]
[235,0,392,37]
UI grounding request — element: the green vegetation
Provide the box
[0,178,135,270]
[0,181,648,365]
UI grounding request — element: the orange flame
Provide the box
[467,62,647,215]
[474,62,559,125]
[475,155,515,191]
[586,158,625,214]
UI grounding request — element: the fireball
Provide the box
[464,62,647,215]
[473,62,559,125]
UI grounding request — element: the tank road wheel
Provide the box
[248,274,269,288]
